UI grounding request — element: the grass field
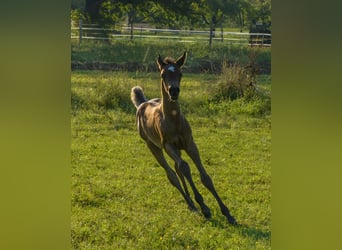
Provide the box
[71,40,271,74]
[71,70,271,249]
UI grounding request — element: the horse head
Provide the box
[157,52,187,101]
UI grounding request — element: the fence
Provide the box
[71,21,271,47]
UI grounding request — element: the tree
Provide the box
[76,0,271,43]
[234,0,251,32]
[151,0,198,29]
[84,0,106,23]
[100,0,126,27]
[245,0,271,30]
[100,0,152,40]
[125,1,150,40]
[191,0,240,46]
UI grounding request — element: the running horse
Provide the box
[130,52,237,225]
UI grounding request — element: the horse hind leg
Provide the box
[185,141,238,225]
[199,170,237,224]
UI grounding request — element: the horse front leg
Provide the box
[185,140,238,225]
[173,154,191,197]
[145,141,197,212]
[164,143,211,218]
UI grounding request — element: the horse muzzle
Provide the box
[169,86,180,101]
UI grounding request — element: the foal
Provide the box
[130,52,237,225]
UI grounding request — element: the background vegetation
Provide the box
[72,40,271,74]
[71,0,271,30]
[71,0,271,46]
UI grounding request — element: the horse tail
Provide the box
[131,86,148,109]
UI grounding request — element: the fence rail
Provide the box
[71,22,271,47]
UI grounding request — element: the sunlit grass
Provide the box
[71,70,271,249]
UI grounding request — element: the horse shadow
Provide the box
[207,217,271,241]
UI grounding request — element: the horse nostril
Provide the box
[169,87,180,96]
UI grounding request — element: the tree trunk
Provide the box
[130,21,133,41]
[209,26,213,47]
[238,11,244,32]
[128,9,135,41]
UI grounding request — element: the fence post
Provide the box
[79,18,82,45]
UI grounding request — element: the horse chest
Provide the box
[161,120,189,148]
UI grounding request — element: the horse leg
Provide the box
[164,144,211,218]
[145,141,197,212]
[172,149,190,197]
[174,161,191,197]
[185,141,237,225]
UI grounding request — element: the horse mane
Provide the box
[163,57,176,65]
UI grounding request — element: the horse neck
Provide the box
[160,80,180,118]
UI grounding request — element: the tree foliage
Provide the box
[71,0,271,42]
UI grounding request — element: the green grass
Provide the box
[71,40,271,73]
[71,70,271,249]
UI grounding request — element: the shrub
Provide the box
[213,47,266,101]
[215,61,256,101]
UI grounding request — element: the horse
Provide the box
[130,52,237,225]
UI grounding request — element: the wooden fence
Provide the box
[71,21,271,47]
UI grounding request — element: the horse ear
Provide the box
[157,54,165,71]
[176,51,187,68]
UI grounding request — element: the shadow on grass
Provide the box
[207,218,271,241]
[237,224,271,241]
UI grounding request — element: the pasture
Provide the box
[71,70,271,249]
[71,40,271,74]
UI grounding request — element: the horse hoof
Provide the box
[228,216,238,226]
[188,205,198,212]
[201,207,211,218]
[203,210,212,219]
